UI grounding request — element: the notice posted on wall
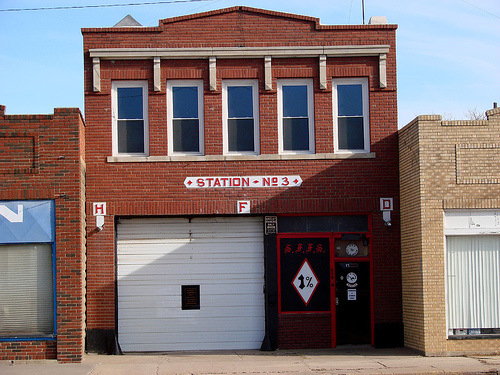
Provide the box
[348,289,357,301]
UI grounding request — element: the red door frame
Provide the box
[277,231,374,348]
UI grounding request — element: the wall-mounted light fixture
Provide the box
[96,215,104,231]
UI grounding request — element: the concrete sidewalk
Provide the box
[1,347,500,375]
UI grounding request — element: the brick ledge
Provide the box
[107,152,376,163]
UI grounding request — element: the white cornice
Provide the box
[107,152,376,163]
[89,45,390,59]
[89,45,391,92]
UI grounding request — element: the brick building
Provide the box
[399,107,500,355]
[82,7,402,353]
[0,105,86,362]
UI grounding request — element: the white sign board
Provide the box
[380,198,393,211]
[93,202,107,216]
[348,289,357,301]
[237,201,251,214]
[184,176,302,189]
[444,210,500,235]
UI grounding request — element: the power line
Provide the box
[0,0,212,12]
[460,0,500,19]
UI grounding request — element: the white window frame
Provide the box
[111,80,149,157]
[332,78,370,154]
[277,79,315,154]
[167,80,204,156]
[222,80,260,155]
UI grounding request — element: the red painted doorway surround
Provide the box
[277,232,374,348]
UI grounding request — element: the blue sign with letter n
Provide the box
[0,200,54,243]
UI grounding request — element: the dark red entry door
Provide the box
[278,234,371,348]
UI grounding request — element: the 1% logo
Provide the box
[297,274,314,289]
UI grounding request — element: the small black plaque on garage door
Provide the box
[182,285,200,310]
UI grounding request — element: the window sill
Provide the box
[0,335,56,342]
[107,152,376,163]
[448,334,500,340]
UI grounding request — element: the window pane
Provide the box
[446,236,500,332]
[228,118,254,152]
[173,86,198,118]
[228,86,253,118]
[278,215,369,233]
[117,87,143,119]
[337,84,363,116]
[0,244,53,336]
[283,118,309,151]
[283,85,308,117]
[118,120,145,153]
[338,117,364,150]
[173,119,200,153]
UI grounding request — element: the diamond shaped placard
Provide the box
[292,258,319,305]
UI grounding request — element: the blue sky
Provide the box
[0,0,498,127]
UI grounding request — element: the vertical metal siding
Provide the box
[117,217,265,351]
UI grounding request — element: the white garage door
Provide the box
[117,216,265,352]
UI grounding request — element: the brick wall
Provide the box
[279,313,331,349]
[82,7,401,349]
[0,106,86,362]
[0,341,56,361]
[398,120,425,350]
[399,108,500,355]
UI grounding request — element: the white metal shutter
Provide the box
[446,236,500,330]
[0,244,53,336]
[117,216,265,351]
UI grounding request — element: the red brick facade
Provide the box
[83,7,401,351]
[0,105,86,362]
[279,313,331,349]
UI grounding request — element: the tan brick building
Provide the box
[399,107,500,356]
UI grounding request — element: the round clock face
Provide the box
[346,243,359,256]
[346,272,358,284]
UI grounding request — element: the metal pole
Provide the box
[362,0,365,24]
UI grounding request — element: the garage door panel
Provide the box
[117,251,262,263]
[117,275,262,286]
[118,241,262,251]
[119,330,264,344]
[120,293,261,312]
[118,262,263,277]
[118,297,265,312]
[117,217,262,240]
[118,307,265,321]
[120,339,263,352]
[118,282,264,298]
[121,316,266,332]
[117,216,265,352]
